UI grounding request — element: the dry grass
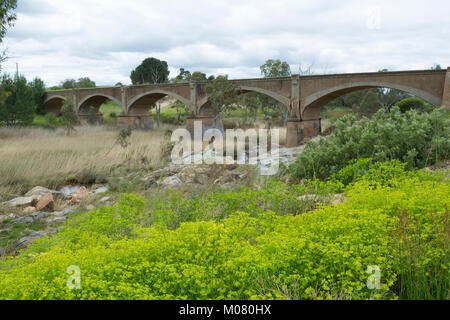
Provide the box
[0,126,169,195]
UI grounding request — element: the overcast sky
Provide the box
[1,0,449,86]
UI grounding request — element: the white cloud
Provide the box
[1,0,449,86]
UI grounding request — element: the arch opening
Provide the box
[78,94,122,115]
[303,82,442,120]
[127,90,190,115]
[43,96,66,116]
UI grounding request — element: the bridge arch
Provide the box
[43,95,67,116]
[197,85,290,114]
[302,81,443,119]
[127,90,191,115]
[78,93,122,114]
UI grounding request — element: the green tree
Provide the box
[76,77,96,88]
[395,97,427,113]
[260,59,291,78]
[359,90,381,117]
[0,0,17,103]
[0,0,16,41]
[30,77,46,114]
[60,79,76,89]
[0,74,36,126]
[174,68,191,83]
[87,106,98,125]
[258,59,291,126]
[431,64,442,70]
[190,71,208,82]
[61,98,79,135]
[130,57,169,85]
[205,75,239,131]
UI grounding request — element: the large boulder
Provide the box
[35,193,54,211]
[3,196,39,207]
[25,186,61,198]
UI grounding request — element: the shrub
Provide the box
[395,97,425,113]
[288,107,449,180]
[0,163,448,300]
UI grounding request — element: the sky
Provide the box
[1,0,449,87]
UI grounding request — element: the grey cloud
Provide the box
[1,0,449,86]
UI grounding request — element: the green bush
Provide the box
[0,163,448,300]
[395,97,425,113]
[288,107,449,180]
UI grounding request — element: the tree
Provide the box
[30,77,46,114]
[61,98,79,135]
[87,106,98,125]
[260,59,291,78]
[130,57,169,85]
[0,0,17,42]
[258,59,291,126]
[395,97,427,113]
[205,75,239,131]
[61,79,76,89]
[431,64,442,70]
[0,0,17,103]
[375,88,410,113]
[0,74,36,126]
[190,71,208,82]
[358,90,381,117]
[76,77,96,88]
[174,68,191,83]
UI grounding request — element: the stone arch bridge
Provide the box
[44,68,450,147]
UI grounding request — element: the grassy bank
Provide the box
[0,126,168,195]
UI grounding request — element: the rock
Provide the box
[51,207,75,216]
[3,195,39,207]
[23,206,36,214]
[60,185,81,197]
[71,187,88,204]
[86,205,95,211]
[12,216,34,225]
[31,211,49,221]
[15,231,47,250]
[35,193,54,211]
[45,216,67,224]
[25,186,61,198]
[162,175,182,188]
[99,196,111,203]
[93,186,109,194]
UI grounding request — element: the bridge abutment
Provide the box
[117,114,154,130]
[286,118,321,147]
[443,67,450,110]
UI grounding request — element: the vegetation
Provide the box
[288,107,449,180]
[0,74,42,126]
[58,78,96,90]
[0,161,448,300]
[0,126,167,195]
[60,99,79,135]
[130,57,169,85]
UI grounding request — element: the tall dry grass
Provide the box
[0,126,168,195]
